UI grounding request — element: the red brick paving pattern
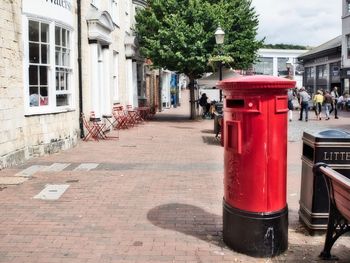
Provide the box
[0,90,350,262]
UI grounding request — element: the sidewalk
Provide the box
[0,89,350,263]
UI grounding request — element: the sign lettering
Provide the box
[323,151,350,161]
[46,0,72,12]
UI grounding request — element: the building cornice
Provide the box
[132,0,147,8]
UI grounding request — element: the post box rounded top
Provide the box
[218,75,296,90]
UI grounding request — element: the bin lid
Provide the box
[303,129,350,143]
[217,75,296,90]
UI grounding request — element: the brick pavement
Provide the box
[0,89,350,262]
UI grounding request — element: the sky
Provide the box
[251,0,342,47]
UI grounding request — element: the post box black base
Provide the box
[223,200,288,258]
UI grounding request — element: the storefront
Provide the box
[298,36,342,96]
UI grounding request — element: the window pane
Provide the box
[29,43,39,63]
[29,65,38,85]
[55,26,61,46]
[29,87,39,107]
[41,23,49,43]
[40,66,48,85]
[29,21,39,41]
[65,72,69,90]
[56,72,59,90]
[62,28,66,47]
[41,44,49,64]
[59,72,65,90]
[62,48,68,66]
[66,31,70,47]
[40,87,49,106]
[55,47,61,66]
[56,94,69,106]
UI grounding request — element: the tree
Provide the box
[134,0,263,119]
[263,43,309,50]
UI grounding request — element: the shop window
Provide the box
[347,0,350,14]
[305,67,315,79]
[317,65,325,78]
[347,34,350,58]
[277,57,288,76]
[253,57,273,75]
[26,19,73,113]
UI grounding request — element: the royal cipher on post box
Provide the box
[218,76,296,257]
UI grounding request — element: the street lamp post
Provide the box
[215,26,225,102]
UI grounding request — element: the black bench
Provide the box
[313,163,350,260]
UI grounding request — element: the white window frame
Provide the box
[23,16,74,116]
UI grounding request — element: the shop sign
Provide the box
[313,57,328,64]
[23,0,73,27]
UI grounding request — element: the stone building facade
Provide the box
[0,0,158,169]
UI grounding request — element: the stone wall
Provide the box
[0,0,79,170]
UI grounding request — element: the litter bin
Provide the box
[213,111,223,135]
[299,129,350,233]
[218,76,296,257]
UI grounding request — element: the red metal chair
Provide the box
[81,113,99,141]
[89,111,106,139]
[112,106,129,129]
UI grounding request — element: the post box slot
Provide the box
[303,143,314,161]
[227,121,242,154]
[227,99,244,108]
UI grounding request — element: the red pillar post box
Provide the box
[218,76,295,257]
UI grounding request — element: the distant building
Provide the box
[253,49,308,88]
[297,36,342,96]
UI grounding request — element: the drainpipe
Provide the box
[77,0,84,138]
[158,68,162,112]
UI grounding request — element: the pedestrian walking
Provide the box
[313,90,324,120]
[324,90,333,120]
[287,89,295,121]
[330,86,339,119]
[298,87,311,122]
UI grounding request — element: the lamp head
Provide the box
[215,26,225,44]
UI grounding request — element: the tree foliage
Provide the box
[134,0,263,119]
[134,0,263,79]
[263,43,309,50]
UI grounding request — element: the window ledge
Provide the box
[25,108,76,117]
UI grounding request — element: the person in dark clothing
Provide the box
[199,93,210,117]
[298,87,311,122]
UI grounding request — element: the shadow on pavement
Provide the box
[147,203,224,246]
[202,135,221,146]
[147,203,350,262]
[151,114,193,122]
[201,129,214,134]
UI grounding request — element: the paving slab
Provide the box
[0,176,28,185]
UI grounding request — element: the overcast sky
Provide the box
[251,0,342,47]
